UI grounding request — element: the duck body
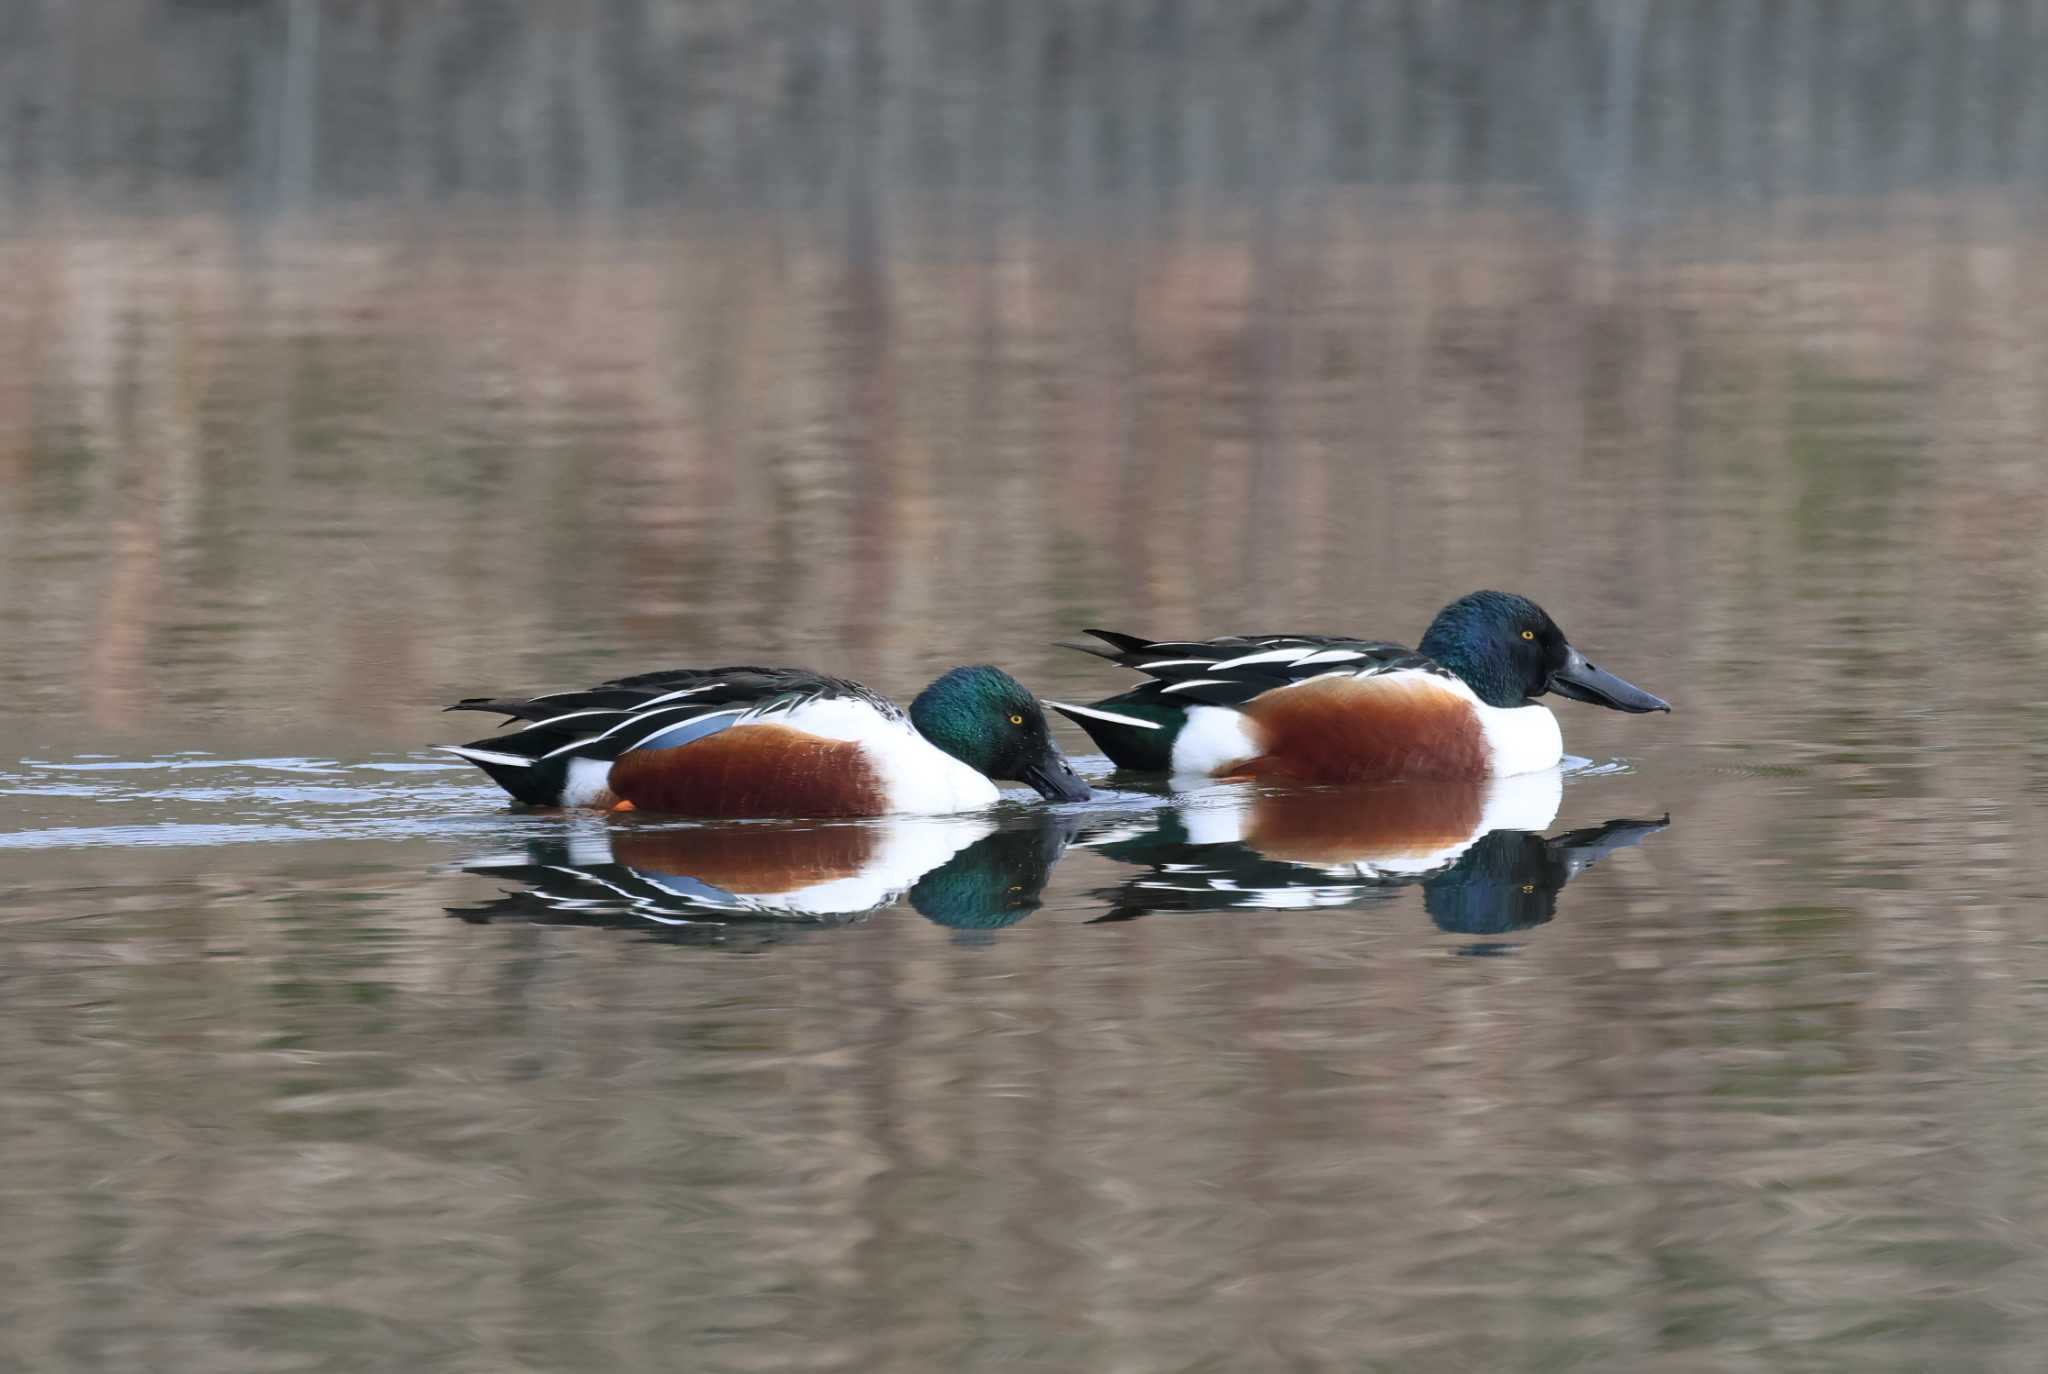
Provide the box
[1051,592,1669,782]
[1055,634,1563,781]
[443,664,1090,817]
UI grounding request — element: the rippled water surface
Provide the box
[8,6,2048,1372]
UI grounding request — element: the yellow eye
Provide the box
[1009,714,1025,726]
[1521,630,1535,640]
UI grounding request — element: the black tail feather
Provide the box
[445,696,550,720]
[449,750,567,806]
[1054,628,1159,662]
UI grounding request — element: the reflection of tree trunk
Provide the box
[836,1,897,658]
[76,236,201,731]
[35,0,76,209]
[10,1,2048,220]
[83,334,183,734]
[83,450,162,731]
[571,8,626,221]
[394,1,447,213]
[276,0,321,216]
[1590,0,1647,230]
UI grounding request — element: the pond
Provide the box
[5,5,2048,1371]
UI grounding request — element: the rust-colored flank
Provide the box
[605,723,889,818]
[1237,673,1491,783]
[1245,783,1488,864]
[612,823,880,895]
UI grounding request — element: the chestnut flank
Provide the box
[1238,674,1490,782]
[607,723,888,817]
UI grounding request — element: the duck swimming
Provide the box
[1049,590,1669,782]
[443,663,1092,816]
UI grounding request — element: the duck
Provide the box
[1048,590,1669,782]
[441,663,1092,816]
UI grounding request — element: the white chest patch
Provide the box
[561,756,620,807]
[1170,705,1263,778]
[1473,700,1564,777]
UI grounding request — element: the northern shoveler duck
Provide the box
[1077,775,1668,939]
[1048,590,1670,781]
[442,664,1092,816]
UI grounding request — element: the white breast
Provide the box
[1170,705,1264,778]
[1473,699,1564,777]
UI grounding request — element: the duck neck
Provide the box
[1418,633,1524,709]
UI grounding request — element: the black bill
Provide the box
[1019,749,1094,802]
[1547,645,1672,714]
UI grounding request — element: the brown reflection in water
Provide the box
[608,823,880,895]
[1244,783,1488,864]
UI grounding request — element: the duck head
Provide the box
[1417,590,1671,714]
[911,665,1094,801]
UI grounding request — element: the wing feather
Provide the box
[1057,629,1450,711]
[442,666,896,803]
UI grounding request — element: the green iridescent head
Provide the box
[1418,590,1671,714]
[910,665,1092,801]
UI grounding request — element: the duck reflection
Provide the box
[1080,771,1666,950]
[449,813,1077,944]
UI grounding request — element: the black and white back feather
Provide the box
[443,666,897,805]
[1059,628,1454,709]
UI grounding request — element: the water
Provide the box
[8,5,2048,1372]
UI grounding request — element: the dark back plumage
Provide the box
[444,666,898,805]
[1058,628,1452,711]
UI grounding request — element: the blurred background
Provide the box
[4,0,2043,747]
[5,4,2048,1372]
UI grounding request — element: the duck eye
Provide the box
[1520,630,1535,641]
[1009,714,1025,726]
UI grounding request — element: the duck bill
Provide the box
[1019,748,1094,802]
[1547,645,1672,714]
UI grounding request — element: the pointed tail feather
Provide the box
[438,745,566,806]
[445,696,554,721]
[1082,628,1155,653]
[1054,628,1158,662]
